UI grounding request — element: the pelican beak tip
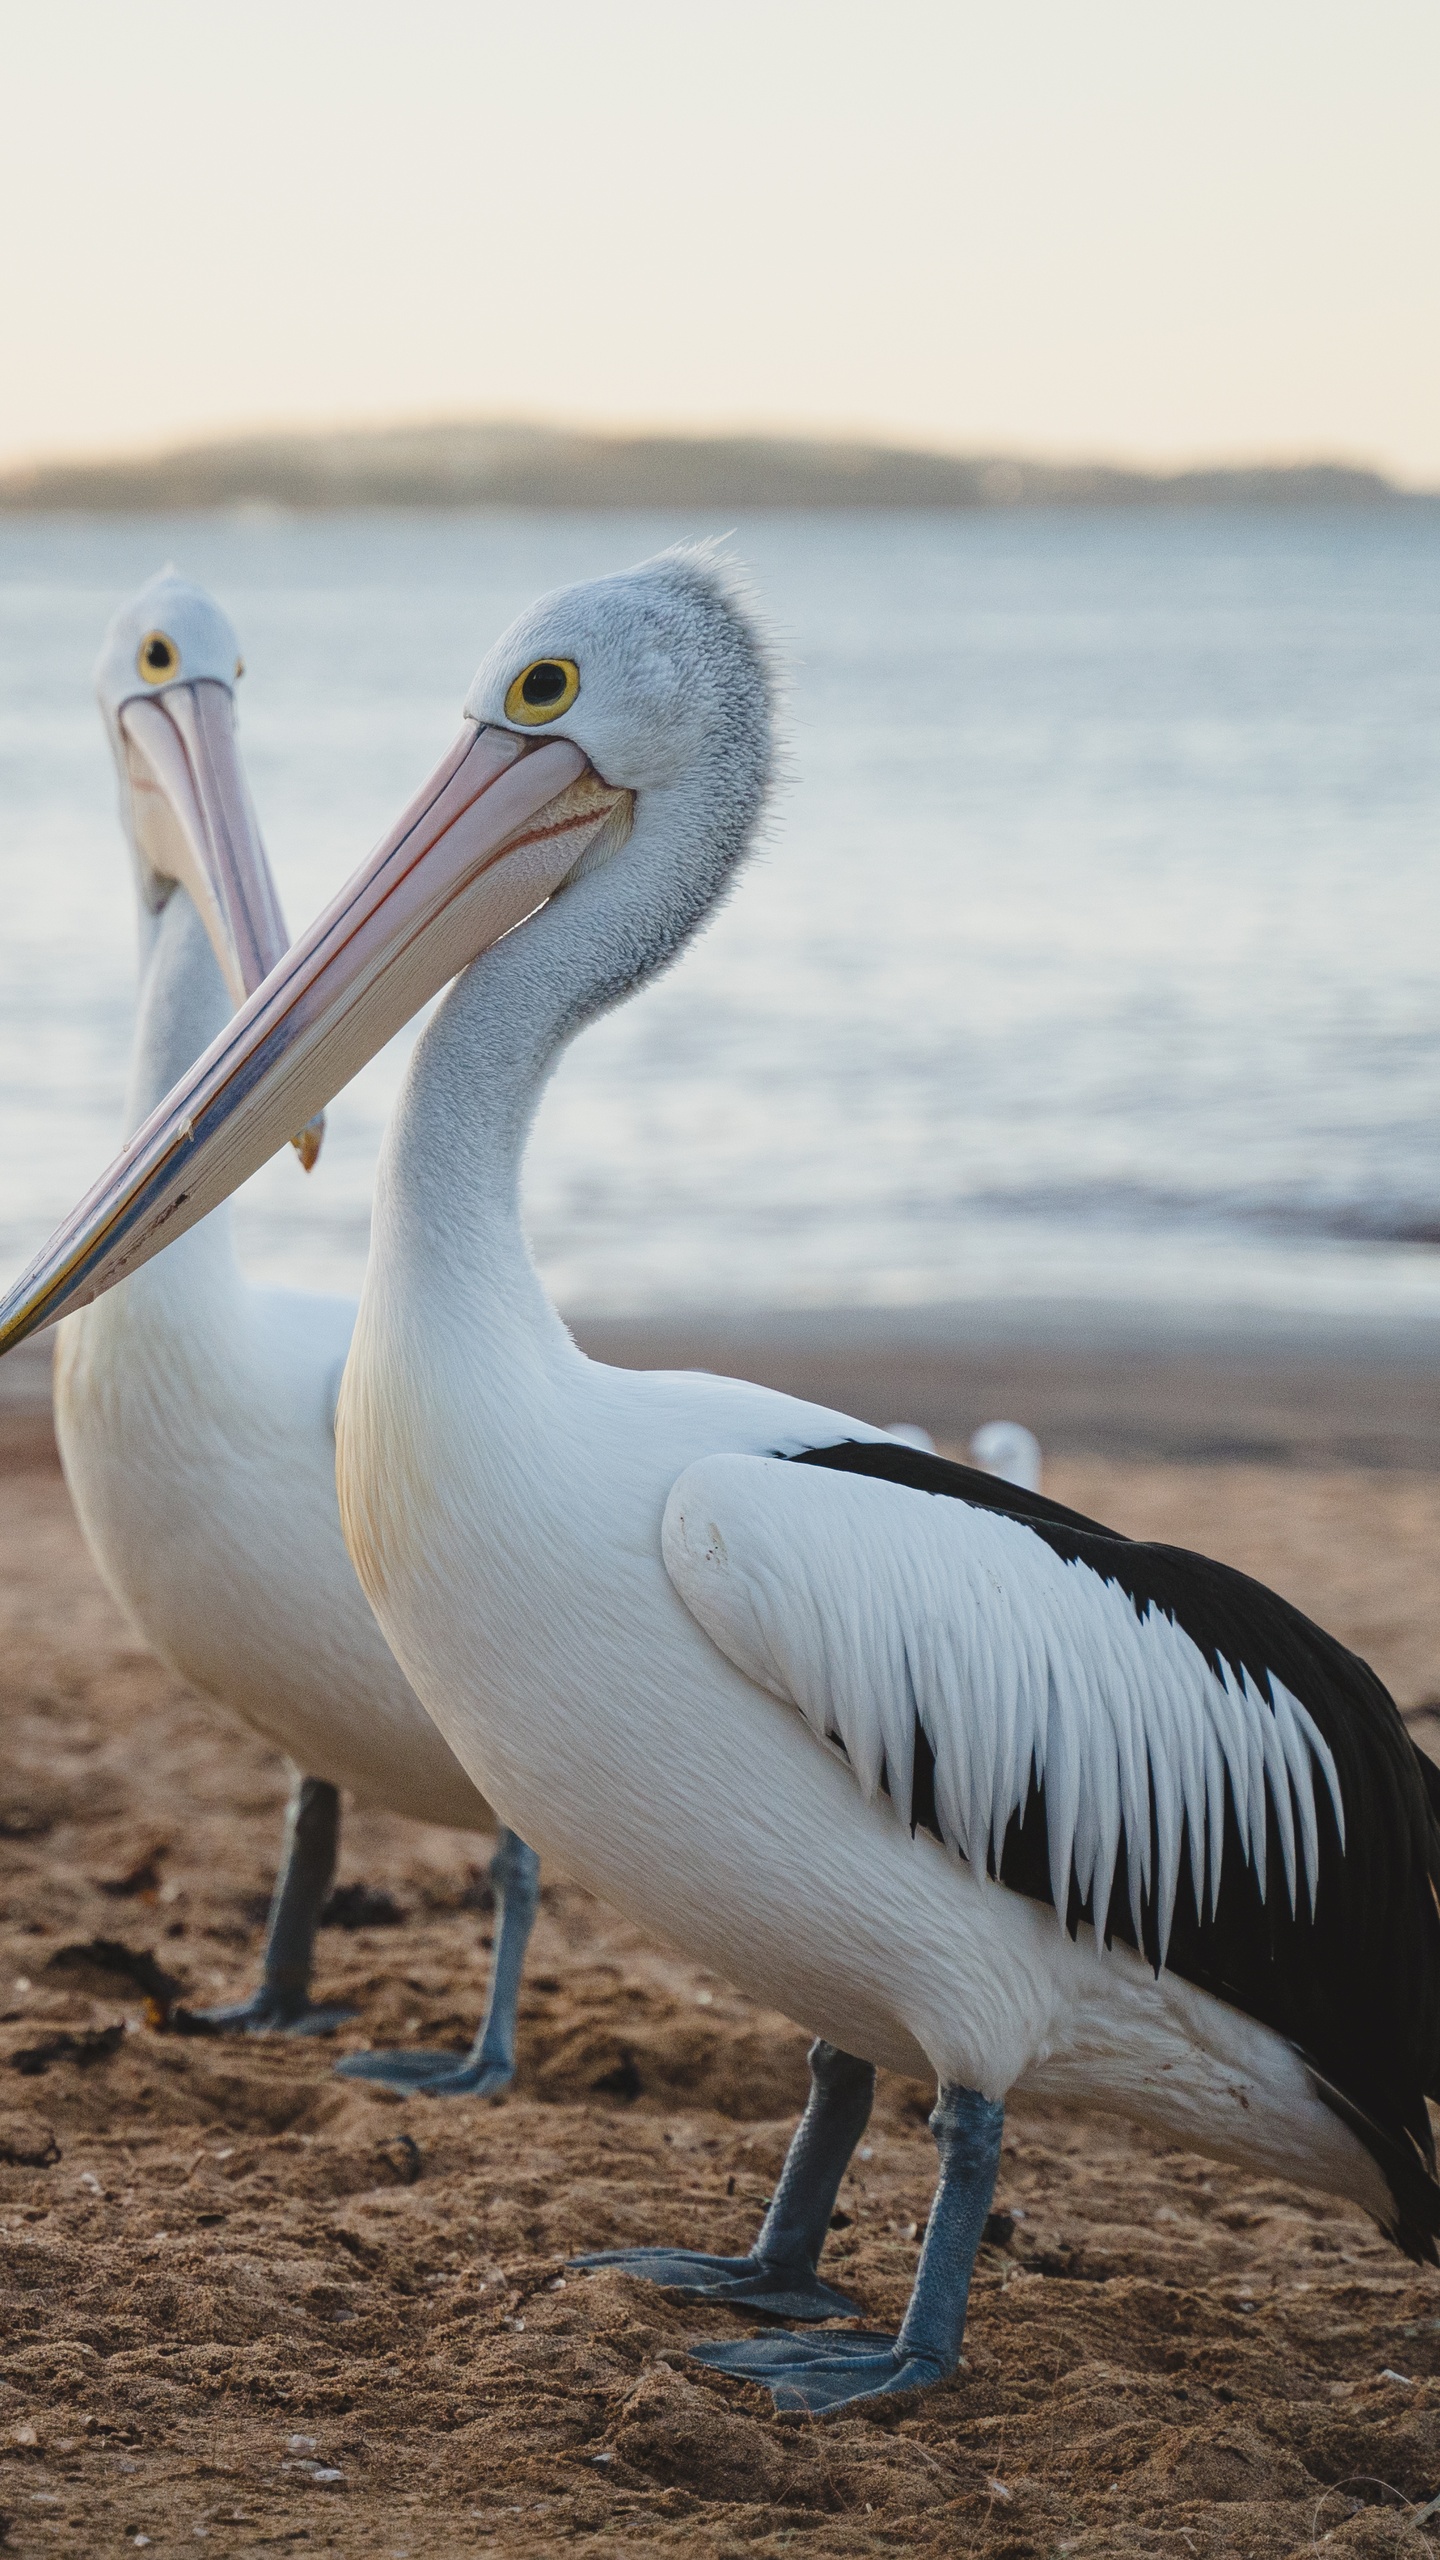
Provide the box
[292,1113,326,1174]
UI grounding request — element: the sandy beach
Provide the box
[6,1324,1440,2557]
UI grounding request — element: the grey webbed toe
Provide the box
[334,2045,515,2098]
[575,2041,876,2324]
[691,2330,947,2411]
[331,1828,540,2100]
[194,1986,356,2037]
[573,2247,861,2322]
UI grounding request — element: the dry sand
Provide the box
[7,1387,1440,2555]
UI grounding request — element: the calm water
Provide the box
[2,506,1439,1327]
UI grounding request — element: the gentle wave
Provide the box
[3,504,1440,1328]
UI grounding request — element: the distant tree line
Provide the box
[0,420,1410,513]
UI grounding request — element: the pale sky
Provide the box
[3,0,1437,480]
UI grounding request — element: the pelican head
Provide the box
[0,549,772,1348]
[466,546,770,796]
[94,569,323,1168]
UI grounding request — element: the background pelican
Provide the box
[9,551,1440,2415]
[891,1420,1044,1492]
[52,570,541,2093]
[969,1419,1043,1491]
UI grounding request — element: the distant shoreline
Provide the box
[0,421,1427,515]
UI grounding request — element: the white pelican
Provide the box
[892,1422,1041,1489]
[969,1419,1043,1492]
[53,569,542,2092]
[7,551,1440,2414]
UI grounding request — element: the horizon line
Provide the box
[0,410,1430,493]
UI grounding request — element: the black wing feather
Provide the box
[792,1439,1440,2261]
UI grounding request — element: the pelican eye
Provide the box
[505,657,580,725]
[137,630,181,685]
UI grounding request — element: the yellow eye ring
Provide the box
[505,657,580,725]
[137,629,181,685]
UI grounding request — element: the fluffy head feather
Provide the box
[451,547,779,1065]
[94,568,242,726]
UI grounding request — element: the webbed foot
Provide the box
[573,2247,860,2322]
[333,2045,515,2098]
[215,1776,349,2036]
[194,1985,357,2038]
[690,2326,948,2411]
[332,1830,540,2101]
[695,2081,1007,2414]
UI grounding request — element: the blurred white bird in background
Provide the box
[885,1417,1043,1494]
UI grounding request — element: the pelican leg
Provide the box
[573,2038,875,2321]
[690,2082,1004,2410]
[335,1829,541,2097]
[195,1775,357,2036]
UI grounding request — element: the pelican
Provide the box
[7,550,1440,2414]
[969,1419,1043,1492]
[52,569,542,2092]
[889,1422,1043,1493]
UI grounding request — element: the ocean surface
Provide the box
[2,505,1439,1332]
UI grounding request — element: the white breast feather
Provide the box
[661,1455,1345,1966]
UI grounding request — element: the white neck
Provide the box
[128,886,232,1133]
[365,763,744,1380]
[115,886,240,1312]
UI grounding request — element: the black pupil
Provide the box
[146,639,172,670]
[521,662,568,707]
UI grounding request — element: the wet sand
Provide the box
[6,1337,1440,2556]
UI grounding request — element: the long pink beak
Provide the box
[118,679,326,1170]
[0,723,627,1352]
